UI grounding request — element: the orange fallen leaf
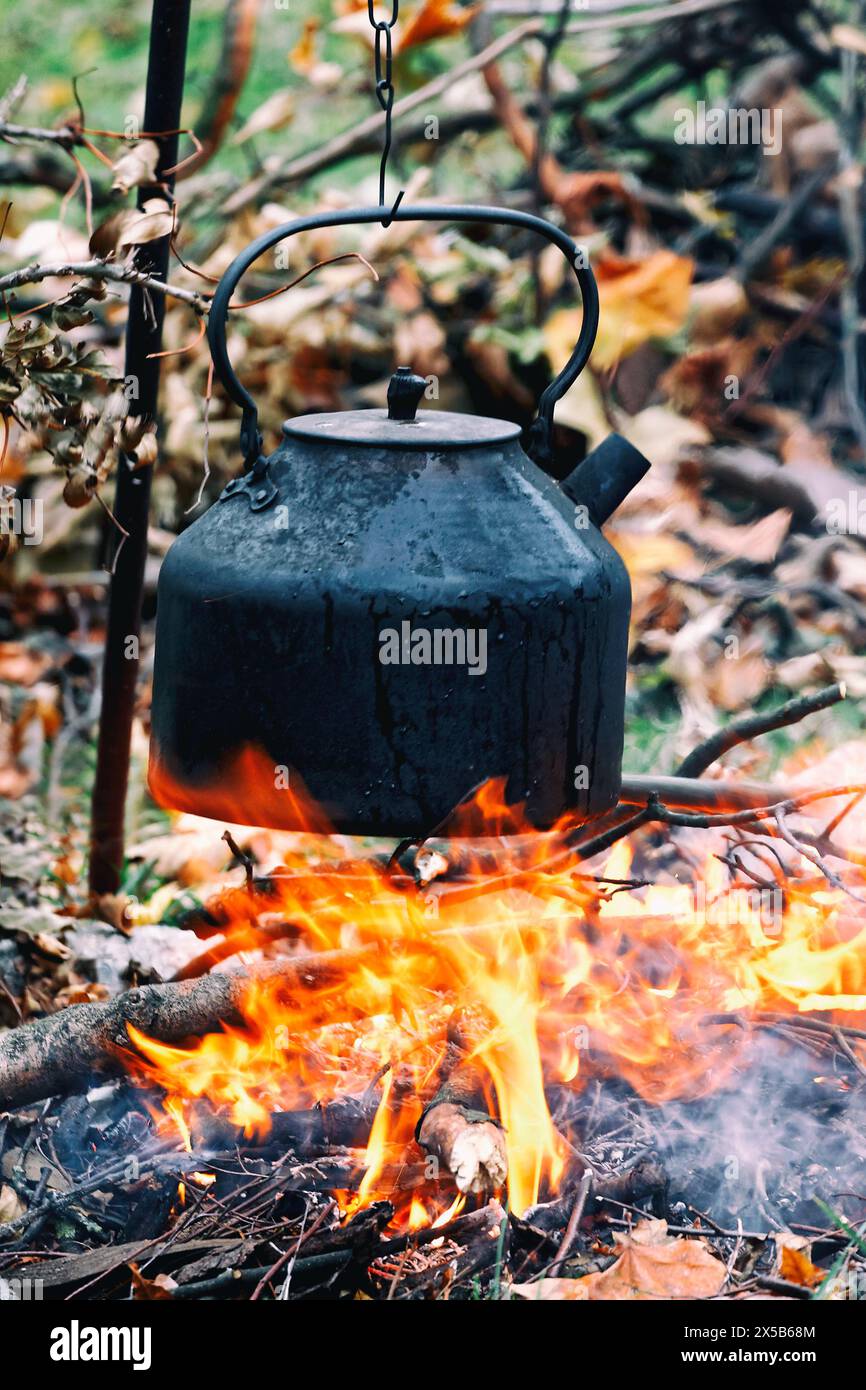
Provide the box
[546,251,694,372]
[290,18,319,75]
[779,1242,824,1289]
[591,1228,727,1298]
[515,1221,727,1300]
[129,1263,177,1300]
[399,0,477,49]
[606,528,697,582]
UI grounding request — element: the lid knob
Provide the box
[387,365,427,421]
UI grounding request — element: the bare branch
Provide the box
[675,684,847,779]
[0,257,210,312]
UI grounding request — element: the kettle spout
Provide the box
[559,433,650,526]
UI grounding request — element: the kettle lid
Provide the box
[283,366,521,449]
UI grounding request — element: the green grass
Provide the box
[0,0,482,214]
[0,0,293,129]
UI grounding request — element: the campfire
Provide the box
[122,769,866,1229]
[3,687,866,1299]
[3,0,866,1307]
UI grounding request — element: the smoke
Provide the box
[573,1031,866,1230]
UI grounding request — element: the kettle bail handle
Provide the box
[207,203,599,471]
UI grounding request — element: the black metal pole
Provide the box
[89,0,192,894]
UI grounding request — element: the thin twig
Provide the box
[0,258,210,312]
[675,685,846,780]
[548,1169,593,1274]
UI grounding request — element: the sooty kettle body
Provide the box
[149,204,651,835]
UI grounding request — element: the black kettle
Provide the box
[149,204,650,835]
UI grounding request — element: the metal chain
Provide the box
[367,0,404,222]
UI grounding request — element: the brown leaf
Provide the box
[89,199,174,258]
[779,1243,824,1289]
[546,251,693,372]
[689,508,792,565]
[67,892,133,935]
[89,211,137,258]
[129,1262,177,1300]
[399,0,477,48]
[290,18,319,74]
[231,91,296,144]
[110,140,161,195]
[0,1185,25,1225]
[32,932,73,963]
[513,1223,727,1300]
[661,340,754,420]
[580,1222,726,1299]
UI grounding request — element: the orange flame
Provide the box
[131,749,866,1221]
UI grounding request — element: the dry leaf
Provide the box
[595,251,693,369]
[607,529,697,583]
[89,199,174,258]
[584,1222,726,1299]
[545,251,693,372]
[67,892,132,935]
[129,1263,177,1300]
[513,1222,726,1300]
[778,1241,824,1289]
[0,1185,25,1225]
[690,508,792,564]
[32,932,73,962]
[399,0,477,49]
[661,341,754,420]
[290,18,319,73]
[688,275,749,343]
[110,140,160,195]
[232,91,296,144]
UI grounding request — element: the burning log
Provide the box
[417,1104,507,1196]
[0,924,522,1110]
[0,947,379,1111]
[189,1095,378,1151]
[522,1158,668,1234]
[416,1015,508,1196]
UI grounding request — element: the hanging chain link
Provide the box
[367,0,404,222]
